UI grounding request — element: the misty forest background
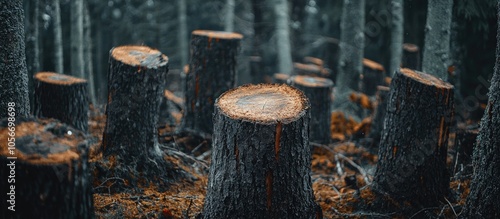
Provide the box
[23,0,497,116]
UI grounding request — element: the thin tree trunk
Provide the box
[178,0,188,67]
[0,0,30,118]
[52,0,64,74]
[462,2,500,217]
[225,0,236,32]
[388,0,403,77]
[333,0,365,120]
[274,0,293,74]
[422,0,453,80]
[0,117,94,218]
[203,84,321,219]
[70,0,84,78]
[83,2,96,104]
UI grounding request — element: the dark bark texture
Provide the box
[461,2,500,217]
[291,76,333,144]
[100,46,177,188]
[0,0,30,118]
[184,31,242,135]
[452,127,478,175]
[402,43,421,70]
[0,117,94,219]
[203,84,321,219]
[372,68,454,210]
[34,72,89,132]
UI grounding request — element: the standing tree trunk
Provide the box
[402,43,420,70]
[224,0,236,32]
[0,0,30,118]
[333,0,365,120]
[100,45,177,188]
[25,0,40,95]
[83,2,96,104]
[0,117,94,218]
[290,75,333,144]
[70,0,84,78]
[203,84,321,219]
[388,0,404,77]
[422,0,453,80]
[34,72,89,132]
[52,0,64,74]
[183,30,243,135]
[370,68,454,212]
[178,0,188,67]
[274,0,293,74]
[462,2,500,216]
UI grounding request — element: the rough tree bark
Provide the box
[0,0,30,118]
[70,0,84,78]
[183,30,243,135]
[0,117,94,218]
[462,2,500,216]
[290,75,333,144]
[370,68,454,212]
[333,0,365,120]
[203,84,321,219]
[274,0,293,74]
[422,0,453,80]
[388,0,404,77]
[361,58,386,96]
[178,0,188,67]
[52,0,64,74]
[99,45,178,189]
[402,43,420,70]
[34,72,89,132]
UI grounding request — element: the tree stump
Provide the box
[0,117,94,218]
[371,68,454,210]
[203,84,321,219]
[368,86,390,144]
[402,43,420,70]
[250,56,264,84]
[34,72,88,132]
[290,75,333,144]
[184,30,243,135]
[452,126,478,174]
[303,56,324,67]
[273,73,290,84]
[361,58,385,96]
[293,62,330,78]
[100,45,178,189]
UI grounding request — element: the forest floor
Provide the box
[89,95,473,219]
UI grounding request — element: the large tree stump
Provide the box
[371,68,454,210]
[34,72,88,132]
[100,45,178,188]
[402,43,420,70]
[184,30,243,135]
[290,75,333,144]
[361,58,385,96]
[203,84,321,219]
[0,117,94,218]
